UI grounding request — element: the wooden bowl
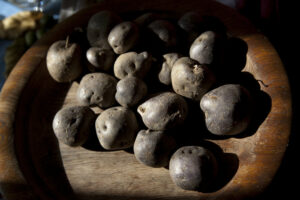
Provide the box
[0,0,291,199]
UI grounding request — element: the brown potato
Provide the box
[115,75,147,107]
[113,51,152,79]
[137,92,188,130]
[200,84,253,135]
[52,106,95,147]
[133,129,176,167]
[158,53,182,85]
[77,73,117,108]
[46,40,82,82]
[95,106,138,150]
[108,21,139,54]
[169,146,218,191]
[86,47,115,71]
[171,57,215,100]
[87,10,121,49]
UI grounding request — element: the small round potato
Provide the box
[95,106,139,150]
[52,106,95,147]
[86,47,115,71]
[133,12,159,27]
[178,11,204,43]
[87,10,122,49]
[137,92,188,130]
[134,129,176,168]
[200,84,253,135]
[148,19,177,48]
[46,40,82,82]
[169,146,218,191]
[158,53,182,85]
[171,57,215,100]
[115,75,147,107]
[113,51,152,79]
[77,73,117,108]
[108,21,139,54]
[189,31,222,65]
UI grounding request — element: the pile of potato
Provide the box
[49,10,253,192]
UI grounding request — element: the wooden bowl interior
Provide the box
[0,0,291,200]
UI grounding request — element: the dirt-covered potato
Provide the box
[77,73,117,108]
[114,51,152,79]
[200,84,253,135]
[86,47,115,71]
[108,21,139,54]
[95,106,138,150]
[158,53,182,85]
[178,11,204,44]
[171,57,215,100]
[148,19,177,48]
[52,106,95,147]
[134,129,176,168]
[87,10,121,49]
[189,31,222,65]
[46,40,82,82]
[115,75,147,107]
[137,92,188,130]
[169,146,218,191]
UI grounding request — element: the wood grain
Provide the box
[0,0,291,199]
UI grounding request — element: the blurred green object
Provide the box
[4,36,27,77]
[25,30,37,47]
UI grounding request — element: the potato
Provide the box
[46,40,82,82]
[87,10,121,49]
[86,47,115,71]
[108,21,139,54]
[189,31,222,65]
[171,57,215,100]
[77,73,117,108]
[133,129,176,167]
[95,106,138,150]
[113,51,152,79]
[200,84,253,135]
[169,146,218,191]
[115,75,147,107]
[178,11,204,44]
[137,92,188,130]
[52,106,95,147]
[158,53,182,85]
[148,19,177,48]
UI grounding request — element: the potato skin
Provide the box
[86,47,115,71]
[87,10,121,49]
[95,106,138,150]
[114,51,152,79]
[171,57,215,100]
[52,106,95,147]
[189,31,221,65]
[148,20,177,48]
[134,129,176,167]
[137,92,188,130]
[169,146,218,191]
[108,21,139,54]
[158,53,182,85]
[46,40,82,82]
[77,73,117,108]
[200,84,253,135]
[115,75,147,107]
[178,11,204,44]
